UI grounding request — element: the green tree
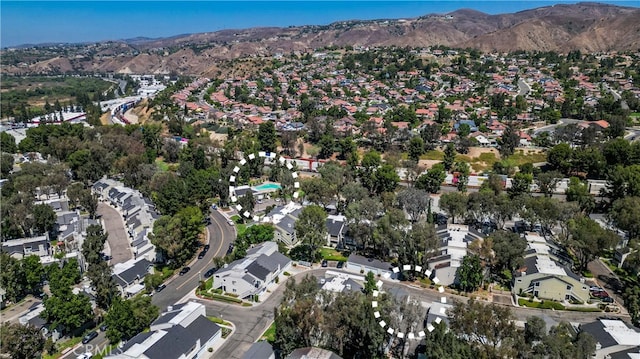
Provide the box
[301,177,333,208]
[1,132,17,153]
[443,143,456,171]
[508,172,533,198]
[569,216,619,272]
[454,161,470,192]
[623,285,640,327]
[415,164,446,194]
[420,321,476,359]
[22,255,44,295]
[0,152,14,179]
[609,196,640,240]
[318,135,335,159]
[294,205,327,260]
[498,126,520,157]
[150,206,204,268]
[257,121,277,152]
[547,143,573,175]
[456,255,484,293]
[439,192,467,224]
[372,164,399,195]
[32,204,56,235]
[0,252,27,302]
[408,136,425,161]
[536,170,561,197]
[42,288,93,334]
[565,177,595,214]
[491,230,527,273]
[80,191,98,219]
[449,299,517,358]
[105,297,137,343]
[397,187,430,223]
[0,322,45,359]
[363,271,377,295]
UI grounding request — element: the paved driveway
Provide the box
[97,202,132,264]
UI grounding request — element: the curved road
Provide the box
[67,210,234,358]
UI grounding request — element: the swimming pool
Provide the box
[253,183,282,191]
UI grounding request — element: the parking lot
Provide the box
[97,202,132,264]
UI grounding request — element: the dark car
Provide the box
[321,260,328,267]
[156,284,167,292]
[100,324,108,332]
[198,250,207,259]
[82,331,98,344]
[203,244,210,251]
[337,261,344,269]
[179,267,190,276]
[204,268,216,278]
[226,244,234,255]
[602,297,615,303]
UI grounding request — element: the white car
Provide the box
[77,353,93,359]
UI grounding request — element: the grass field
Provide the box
[319,247,348,261]
[421,150,444,160]
[507,150,547,165]
[260,322,276,344]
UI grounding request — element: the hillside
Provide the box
[2,2,639,76]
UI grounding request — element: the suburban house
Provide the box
[112,258,153,297]
[427,224,484,287]
[345,254,398,279]
[107,301,222,359]
[318,272,364,293]
[512,232,590,303]
[325,214,348,248]
[580,319,640,359]
[286,348,343,359]
[213,241,291,299]
[264,203,303,246]
[1,235,52,261]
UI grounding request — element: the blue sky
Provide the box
[2,1,638,47]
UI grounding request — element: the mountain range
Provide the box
[2,2,639,76]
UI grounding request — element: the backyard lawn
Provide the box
[319,247,348,261]
[260,322,276,344]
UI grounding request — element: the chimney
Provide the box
[167,305,173,312]
[346,284,351,290]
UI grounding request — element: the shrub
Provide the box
[283,271,291,276]
[208,348,213,353]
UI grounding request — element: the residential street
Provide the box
[63,209,235,358]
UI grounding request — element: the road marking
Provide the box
[211,213,225,258]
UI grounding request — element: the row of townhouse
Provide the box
[513,232,590,303]
[92,178,161,296]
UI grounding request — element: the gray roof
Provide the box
[277,215,296,234]
[326,219,344,237]
[246,261,271,281]
[112,259,151,287]
[347,254,393,272]
[242,341,275,359]
[580,321,618,348]
[151,310,181,327]
[609,346,640,359]
[93,181,109,191]
[56,212,78,225]
[143,316,220,359]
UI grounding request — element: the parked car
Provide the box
[321,260,328,268]
[82,331,98,344]
[337,261,345,269]
[179,267,191,276]
[100,323,108,332]
[227,220,235,226]
[198,250,207,259]
[226,244,234,254]
[602,297,615,303]
[156,284,167,292]
[203,244,210,251]
[592,290,609,298]
[76,353,93,359]
[204,268,217,278]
